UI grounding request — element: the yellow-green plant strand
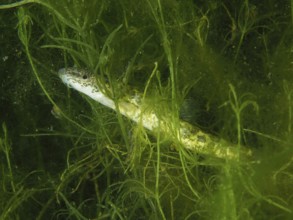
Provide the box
[58,192,88,220]
[1,0,78,30]
[283,80,293,135]
[123,34,153,84]
[291,0,293,25]
[0,0,35,9]
[154,123,166,220]
[179,150,200,199]
[17,7,94,135]
[147,0,178,120]
[143,62,158,100]
[228,84,259,148]
[0,123,16,193]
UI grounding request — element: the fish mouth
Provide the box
[58,68,71,87]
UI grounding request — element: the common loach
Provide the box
[58,67,253,160]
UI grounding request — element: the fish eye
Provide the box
[82,74,88,79]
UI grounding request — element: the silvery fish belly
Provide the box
[58,67,252,160]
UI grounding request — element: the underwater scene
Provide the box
[0,0,292,219]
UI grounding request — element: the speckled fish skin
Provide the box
[59,67,252,160]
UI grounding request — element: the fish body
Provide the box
[59,67,252,160]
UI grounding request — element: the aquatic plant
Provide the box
[0,0,292,219]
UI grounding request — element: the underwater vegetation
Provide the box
[0,0,292,219]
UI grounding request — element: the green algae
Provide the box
[0,0,292,219]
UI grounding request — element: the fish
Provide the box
[58,67,253,160]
